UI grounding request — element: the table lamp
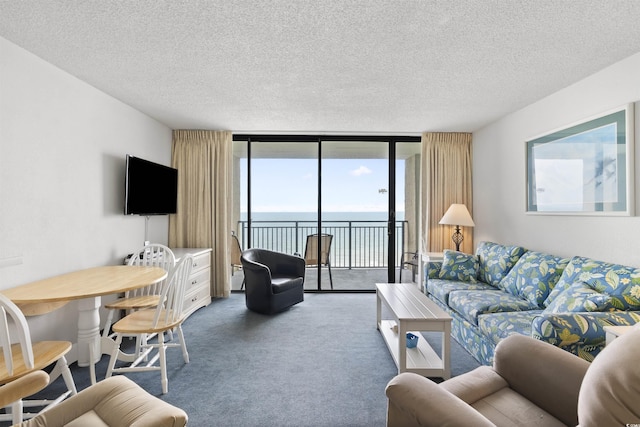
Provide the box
[439,204,475,251]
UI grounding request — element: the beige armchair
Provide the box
[386,326,640,426]
[4,372,187,426]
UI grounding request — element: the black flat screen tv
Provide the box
[124,155,178,215]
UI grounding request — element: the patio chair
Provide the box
[399,251,418,283]
[304,233,334,289]
[231,233,245,289]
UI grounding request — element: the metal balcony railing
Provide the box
[236,219,410,269]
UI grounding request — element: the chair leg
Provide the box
[158,332,168,394]
[135,333,144,359]
[88,339,97,385]
[328,262,333,290]
[102,309,115,338]
[177,325,189,364]
[105,334,123,378]
[58,356,78,395]
[11,400,23,425]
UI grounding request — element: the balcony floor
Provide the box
[231,266,418,292]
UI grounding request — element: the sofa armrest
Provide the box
[531,311,640,361]
[425,261,442,279]
[493,334,589,426]
[385,372,495,427]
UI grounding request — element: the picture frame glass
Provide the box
[526,107,632,215]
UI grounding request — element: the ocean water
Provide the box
[240,211,404,223]
[237,212,408,268]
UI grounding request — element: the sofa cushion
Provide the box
[271,276,304,294]
[543,281,612,313]
[532,311,640,362]
[476,242,527,287]
[448,290,538,325]
[478,311,542,345]
[544,256,640,310]
[427,279,495,306]
[438,250,479,283]
[544,257,586,307]
[498,251,570,307]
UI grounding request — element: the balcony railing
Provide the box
[236,220,411,269]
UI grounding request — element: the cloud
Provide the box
[350,165,372,176]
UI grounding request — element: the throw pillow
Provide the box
[438,250,478,283]
[544,256,640,310]
[544,281,612,313]
[498,251,570,306]
[476,241,527,287]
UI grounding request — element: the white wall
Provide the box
[473,52,640,267]
[0,37,172,341]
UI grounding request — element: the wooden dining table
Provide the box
[1,265,167,384]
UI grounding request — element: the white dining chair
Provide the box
[0,294,77,424]
[105,255,193,394]
[102,244,176,358]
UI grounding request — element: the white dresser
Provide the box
[172,248,212,318]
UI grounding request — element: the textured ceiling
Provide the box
[2,1,640,134]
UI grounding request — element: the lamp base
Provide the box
[451,226,463,251]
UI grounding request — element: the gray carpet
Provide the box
[11,293,480,427]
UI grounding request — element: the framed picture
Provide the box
[526,104,634,215]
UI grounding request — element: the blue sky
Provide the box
[241,158,405,212]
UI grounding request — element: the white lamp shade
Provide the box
[439,204,475,227]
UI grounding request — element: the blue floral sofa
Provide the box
[424,241,640,365]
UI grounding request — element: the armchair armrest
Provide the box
[531,311,640,361]
[29,376,187,426]
[493,334,589,426]
[271,252,305,278]
[241,258,273,284]
[385,372,494,427]
[249,249,304,278]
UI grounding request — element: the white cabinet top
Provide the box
[171,248,212,259]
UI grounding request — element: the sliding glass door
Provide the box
[397,142,422,283]
[232,135,420,292]
[319,141,390,290]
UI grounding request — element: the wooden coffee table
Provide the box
[376,283,452,378]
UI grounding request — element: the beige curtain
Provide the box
[420,132,474,254]
[169,130,233,298]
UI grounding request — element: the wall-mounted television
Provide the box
[124,155,178,215]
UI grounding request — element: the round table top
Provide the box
[1,265,168,304]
